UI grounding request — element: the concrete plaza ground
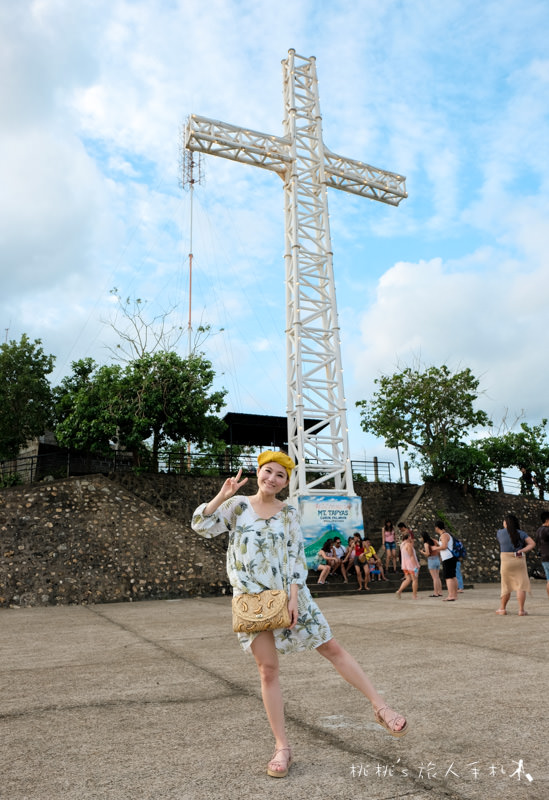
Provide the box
[1,582,547,800]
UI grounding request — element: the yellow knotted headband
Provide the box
[257,450,296,478]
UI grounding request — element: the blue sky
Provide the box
[2,0,549,477]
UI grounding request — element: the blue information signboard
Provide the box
[296,495,365,568]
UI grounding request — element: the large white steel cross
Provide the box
[185,49,407,497]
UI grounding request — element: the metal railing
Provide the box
[1,450,399,485]
[487,474,524,496]
[349,458,396,483]
[159,452,398,482]
[2,451,537,495]
[0,451,134,485]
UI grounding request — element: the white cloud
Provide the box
[0,127,110,293]
[347,249,549,427]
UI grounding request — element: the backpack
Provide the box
[450,535,467,560]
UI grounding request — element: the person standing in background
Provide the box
[395,532,420,599]
[534,512,549,599]
[421,532,443,597]
[382,520,397,573]
[495,513,536,616]
[455,557,465,593]
[431,520,458,602]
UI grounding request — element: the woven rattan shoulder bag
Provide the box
[232,589,291,633]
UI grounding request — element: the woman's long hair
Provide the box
[504,514,521,548]
[422,531,436,546]
[384,520,394,531]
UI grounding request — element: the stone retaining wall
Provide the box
[0,475,229,608]
[0,474,546,607]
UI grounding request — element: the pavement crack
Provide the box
[0,693,237,722]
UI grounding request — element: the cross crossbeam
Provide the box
[185,50,407,497]
[186,116,407,205]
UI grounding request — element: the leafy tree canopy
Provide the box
[356,364,491,479]
[479,420,549,498]
[432,441,495,490]
[0,334,55,460]
[122,351,227,467]
[54,359,125,456]
[54,351,227,469]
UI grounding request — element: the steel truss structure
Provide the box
[185,50,407,497]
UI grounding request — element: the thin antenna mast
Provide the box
[180,141,204,355]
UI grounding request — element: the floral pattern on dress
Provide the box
[191,496,332,654]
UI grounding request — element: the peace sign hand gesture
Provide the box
[202,468,248,516]
[218,468,248,502]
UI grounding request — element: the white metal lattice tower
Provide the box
[185,50,407,497]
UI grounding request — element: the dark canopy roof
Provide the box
[221,412,327,448]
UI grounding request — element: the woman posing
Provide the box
[421,532,442,597]
[191,451,407,778]
[496,514,536,616]
[382,519,398,573]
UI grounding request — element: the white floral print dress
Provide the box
[191,496,332,654]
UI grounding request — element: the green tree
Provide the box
[54,359,125,456]
[477,433,517,492]
[54,352,227,470]
[122,351,227,470]
[478,422,549,499]
[507,420,549,500]
[433,441,495,491]
[0,335,55,460]
[356,364,491,479]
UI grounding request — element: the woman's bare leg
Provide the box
[250,631,291,774]
[496,591,511,614]
[396,574,411,596]
[317,563,331,583]
[445,576,458,600]
[317,638,406,732]
[516,590,527,615]
[363,566,370,590]
[434,570,442,595]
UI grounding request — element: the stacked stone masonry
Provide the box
[0,473,545,607]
